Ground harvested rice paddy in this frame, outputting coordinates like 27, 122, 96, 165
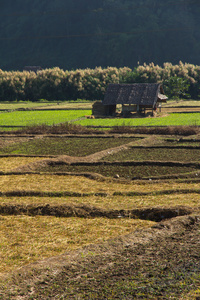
0, 125, 199, 299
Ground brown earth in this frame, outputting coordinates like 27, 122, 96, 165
0, 214, 199, 299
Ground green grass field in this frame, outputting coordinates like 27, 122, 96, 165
0, 110, 200, 129
0, 100, 200, 130
0, 110, 90, 128
75, 113, 200, 126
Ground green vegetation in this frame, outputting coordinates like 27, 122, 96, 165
0, 110, 90, 127
0, 105, 200, 131
1, 63, 200, 101
75, 113, 200, 126
164, 76, 190, 99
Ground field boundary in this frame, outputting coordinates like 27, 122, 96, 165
0, 204, 196, 222
0, 189, 200, 197
1, 170, 200, 181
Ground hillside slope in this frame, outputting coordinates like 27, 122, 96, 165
1, 0, 200, 70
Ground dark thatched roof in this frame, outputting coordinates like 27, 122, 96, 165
103, 83, 167, 107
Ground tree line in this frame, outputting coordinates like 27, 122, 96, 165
0, 62, 199, 101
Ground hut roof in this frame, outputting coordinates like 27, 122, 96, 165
103, 83, 167, 107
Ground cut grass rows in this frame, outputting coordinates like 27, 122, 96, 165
0, 173, 199, 274
0, 188, 198, 274
1, 193, 199, 210
1, 174, 200, 194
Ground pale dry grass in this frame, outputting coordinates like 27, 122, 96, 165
0, 216, 154, 274
40, 102, 93, 109
0, 174, 198, 275
0, 193, 199, 210
0, 174, 200, 194
0, 157, 45, 172
163, 100, 200, 107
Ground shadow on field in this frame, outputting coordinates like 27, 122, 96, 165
0, 204, 197, 222
2, 123, 200, 136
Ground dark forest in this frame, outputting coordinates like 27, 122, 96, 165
1, 0, 200, 71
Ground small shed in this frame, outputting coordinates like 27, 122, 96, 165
102, 83, 167, 116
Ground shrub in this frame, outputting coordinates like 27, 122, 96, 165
163, 76, 190, 99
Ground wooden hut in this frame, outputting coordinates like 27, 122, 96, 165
102, 83, 167, 116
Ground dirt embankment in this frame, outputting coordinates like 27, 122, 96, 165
0, 204, 197, 222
